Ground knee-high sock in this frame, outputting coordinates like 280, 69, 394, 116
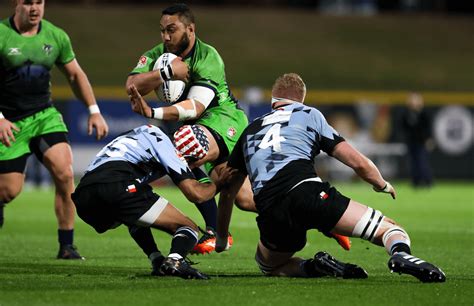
191, 168, 217, 230
128, 225, 160, 257
169, 226, 198, 259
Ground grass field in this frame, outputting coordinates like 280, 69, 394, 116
0, 182, 473, 306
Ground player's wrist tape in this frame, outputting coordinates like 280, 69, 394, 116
374, 181, 392, 193
0, 112, 4, 119
173, 99, 197, 121
159, 64, 173, 82
151, 107, 164, 120
88, 105, 101, 114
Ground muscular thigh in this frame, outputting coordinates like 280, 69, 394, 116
42, 142, 73, 175
332, 200, 368, 236
149, 202, 198, 234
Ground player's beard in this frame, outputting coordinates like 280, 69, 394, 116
166, 32, 190, 57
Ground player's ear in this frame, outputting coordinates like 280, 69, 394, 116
188, 23, 195, 34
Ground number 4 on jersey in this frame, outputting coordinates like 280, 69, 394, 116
258, 124, 286, 152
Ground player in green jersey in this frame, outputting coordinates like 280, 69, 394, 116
0, 0, 109, 259
125, 3, 254, 258
126, 3, 253, 207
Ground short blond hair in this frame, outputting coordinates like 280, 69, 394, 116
271, 73, 306, 102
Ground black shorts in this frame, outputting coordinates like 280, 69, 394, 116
0, 132, 69, 173
71, 179, 159, 234
257, 180, 350, 252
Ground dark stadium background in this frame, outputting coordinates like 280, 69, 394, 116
1, 1, 472, 180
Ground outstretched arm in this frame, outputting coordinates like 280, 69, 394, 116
58, 59, 109, 140
216, 170, 246, 252
331, 141, 396, 199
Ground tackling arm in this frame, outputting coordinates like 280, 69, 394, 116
177, 179, 218, 204
215, 170, 246, 252
331, 141, 396, 199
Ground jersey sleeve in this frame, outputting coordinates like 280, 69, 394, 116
227, 130, 248, 175
129, 46, 162, 75
312, 109, 345, 155
191, 47, 225, 94
56, 29, 75, 65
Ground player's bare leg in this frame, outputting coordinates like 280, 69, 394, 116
42, 142, 82, 259
144, 200, 209, 279
332, 200, 446, 282
255, 241, 366, 278
0, 172, 25, 228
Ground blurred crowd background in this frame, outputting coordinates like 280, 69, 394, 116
2, 0, 472, 185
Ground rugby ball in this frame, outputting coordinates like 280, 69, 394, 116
153, 53, 186, 104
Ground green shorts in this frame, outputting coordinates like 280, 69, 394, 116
0, 107, 68, 161
196, 105, 248, 173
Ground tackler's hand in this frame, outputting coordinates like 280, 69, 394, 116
373, 181, 396, 200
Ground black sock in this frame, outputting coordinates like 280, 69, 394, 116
192, 168, 217, 230
391, 242, 412, 255
0, 201, 4, 228
128, 225, 159, 257
169, 226, 198, 258
58, 229, 74, 246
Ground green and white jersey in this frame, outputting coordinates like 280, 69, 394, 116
130, 37, 241, 113
0, 17, 75, 121
130, 38, 248, 164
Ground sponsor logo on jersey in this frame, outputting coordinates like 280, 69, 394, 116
43, 44, 53, 55
8, 48, 21, 55
227, 127, 236, 138
135, 56, 148, 69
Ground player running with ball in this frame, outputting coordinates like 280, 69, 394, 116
126, 3, 350, 254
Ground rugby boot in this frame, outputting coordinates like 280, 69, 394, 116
57, 244, 85, 260
388, 252, 446, 283
312, 251, 368, 279
150, 254, 166, 276
160, 257, 209, 280
191, 227, 233, 255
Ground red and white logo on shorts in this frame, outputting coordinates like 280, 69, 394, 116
320, 191, 329, 200
227, 127, 236, 138
127, 184, 137, 193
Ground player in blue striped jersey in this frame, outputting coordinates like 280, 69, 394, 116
215, 73, 445, 282
72, 124, 229, 279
